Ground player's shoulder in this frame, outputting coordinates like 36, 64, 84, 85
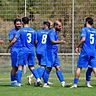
8, 28, 16, 35
37, 29, 49, 34
91, 27, 96, 31
50, 28, 55, 32
9, 28, 16, 33
48, 28, 56, 35
28, 27, 36, 33
37, 29, 43, 33
21, 27, 35, 33
81, 27, 91, 33
81, 27, 87, 31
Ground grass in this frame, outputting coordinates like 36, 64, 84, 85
0, 71, 96, 96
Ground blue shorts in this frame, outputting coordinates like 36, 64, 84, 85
88, 56, 96, 68
77, 52, 96, 68
36, 53, 46, 66
46, 51, 60, 67
18, 47, 35, 66
10, 47, 20, 67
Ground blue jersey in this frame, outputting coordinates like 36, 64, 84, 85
47, 28, 58, 53
80, 27, 96, 57
36, 29, 49, 54
46, 28, 60, 67
8, 28, 22, 49
16, 27, 36, 51
8, 28, 22, 67
16, 27, 36, 66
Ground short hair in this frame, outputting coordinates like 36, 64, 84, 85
14, 18, 21, 24
85, 17, 93, 25
43, 21, 50, 28
22, 17, 29, 24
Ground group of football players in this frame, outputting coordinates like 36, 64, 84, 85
7, 16, 96, 88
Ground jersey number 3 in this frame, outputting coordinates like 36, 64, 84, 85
90, 34, 94, 44
27, 33, 31, 43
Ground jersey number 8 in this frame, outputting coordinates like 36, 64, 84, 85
41, 34, 47, 44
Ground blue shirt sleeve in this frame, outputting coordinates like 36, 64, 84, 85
80, 28, 86, 38
15, 30, 21, 39
8, 29, 15, 41
8, 32, 13, 41
49, 30, 55, 41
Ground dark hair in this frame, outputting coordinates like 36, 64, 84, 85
43, 21, 50, 28
22, 17, 29, 24
85, 17, 93, 25
14, 18, 21, 24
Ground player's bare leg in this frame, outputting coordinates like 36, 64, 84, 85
27, 74, 33, 85
28, 66, 42, 87
71, 67, 81, 88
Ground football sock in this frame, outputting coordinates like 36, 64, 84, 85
56, 70, 64, 82
31, 69, 40, 79
11, 73, 15, 81
74, 77, 79, 84
86, 68, 92, 81
37, 67, 45, 78
43, 69, 50, 83
16, 70, 22, 83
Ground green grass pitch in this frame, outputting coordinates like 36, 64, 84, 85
0, 70, 96, 96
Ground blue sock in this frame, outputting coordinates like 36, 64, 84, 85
56, 70, 64, 82
16, 70, 22, 83
86, 68, 92, 81
31, 69, 40, 79
11, 73, 15, 81
14, 75, 17, 81
43, 69, 50, 83
37, 67, 45, 78
74, 77, 79, 84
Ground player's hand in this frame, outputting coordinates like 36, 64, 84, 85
60, 40, 66, 44
75, 47, 79, 53
0, 40, 4, 44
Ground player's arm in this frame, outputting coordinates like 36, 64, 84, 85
75, 37, 85, 53
51, 39, 65, 44
9, 30, 20, 47
6, 36, 17, 52
34, 40, 38, 47
7, 31, 15, 51
34, 30, 38, 47
75, 28, 86, 53
49, 31, 65, 44
0, 40, 4, 44
9, 36, 17, 47
7, 30, 20, 52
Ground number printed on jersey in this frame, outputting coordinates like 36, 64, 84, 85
27, 33, 32, 43
90, 34, 94, 44
41, 34, 47, 44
